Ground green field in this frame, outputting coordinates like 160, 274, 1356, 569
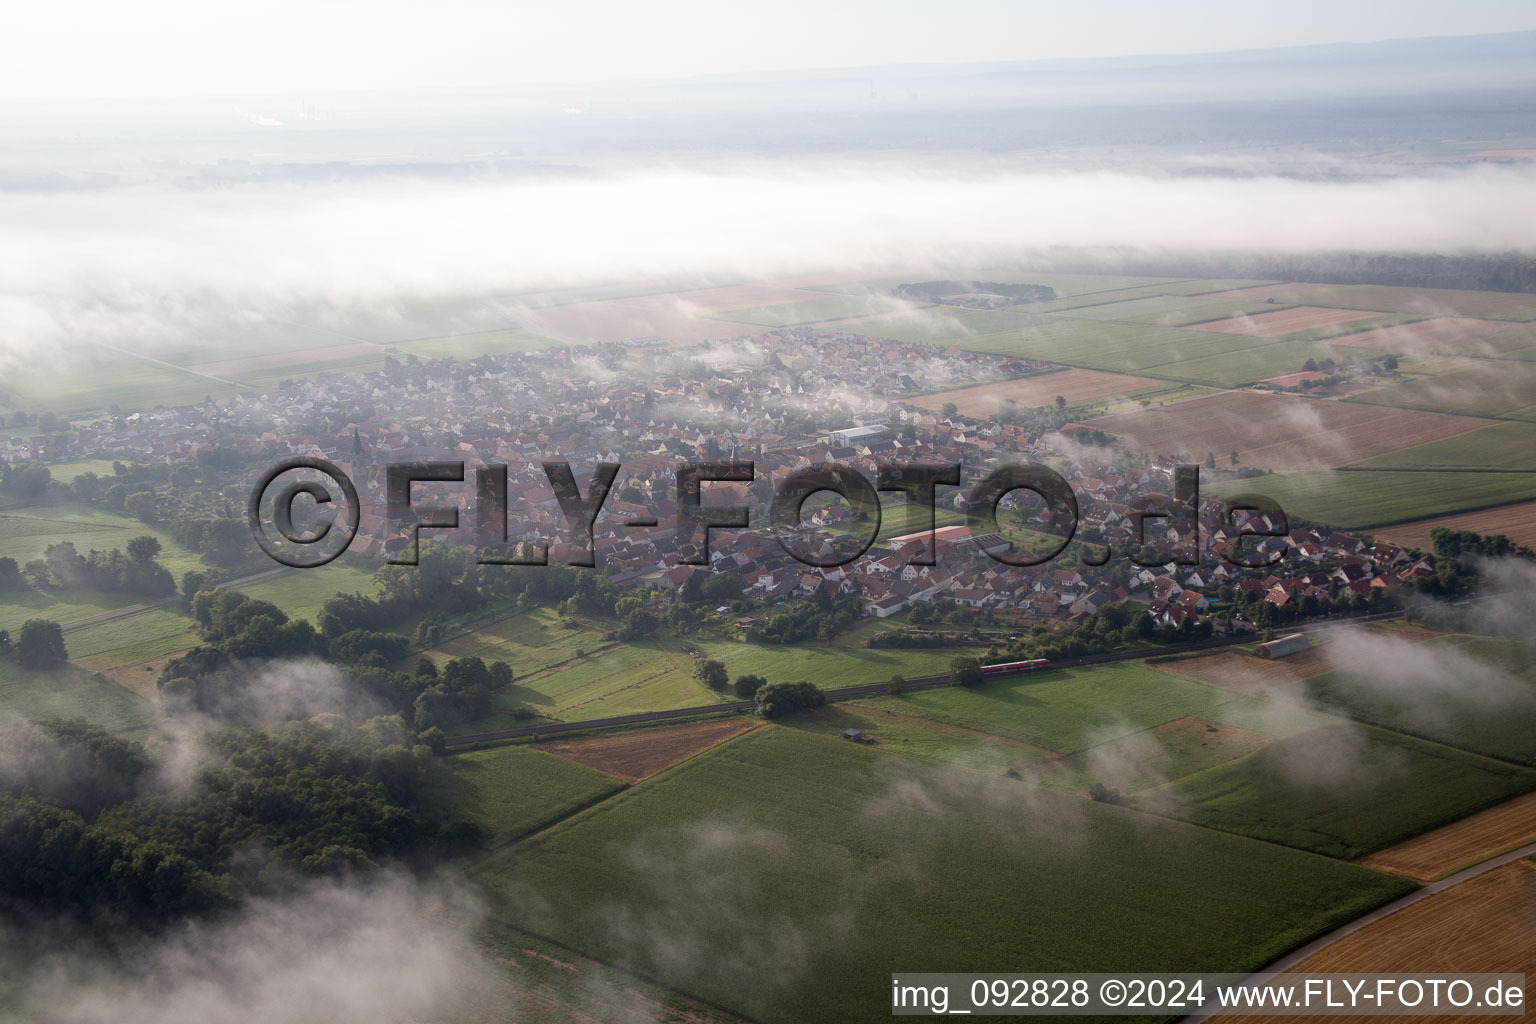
422, 606, 992, 735
230, 564, 379, 624
415, 608, 718, 731
0, 503, 208, 578
713, 294, 892, 327
0, 656, 154, 730
954, 319, 1265, 372
444, 743, 626, 848
1345, 420, 1536, 471
1140, 338, 1392, 388
783, 701, 1057, 773
0, 504, 210, 631
1306, 635, 1536, 765
1286, 284, 1536, 321
1147, 724, 1536, 859
1348, 358, 1536, 420
144, 321, 345, 366
832, 306, 1058, 345
390, 329, 564, 360
44, 460, 121, 484
850, 663, 1237, 753
1125, 298, 1301, 327
1028, 711, 1282, 795
689, 620, 965, 690
2, 346, 236, 414
1052, 293, 1221, 321
66, 608, 199, 672
1205, 469, 1536, 529
1151, 279, 1278, 296
229, 353, 393, 392
474, 726, 1413, 1024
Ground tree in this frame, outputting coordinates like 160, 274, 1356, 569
620, 606, 658, 639
1383, 354, 1399, 371
755, 680, 826, 719
126, 535, 162, 562
886, 674, 907, 696
124, 491, 157, 523
948, 656, 983, 688
1054, 395, 1066, 409
1230, 451, 1239, 467
181, 570, 210, 602
0, 556, 19, 590
201, 518, 248, 565
1087, 783, 1124, 804
0, 463, 51, 504
695, 658, 728, 692
1204, 451, 1216, 470
1302, 358, 1319, 372
940, 402, 958, 418
733, 673, 767, 699
16, 619, 67, 669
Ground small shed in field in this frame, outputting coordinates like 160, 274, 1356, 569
841, 728, 863, 741
1257, 633, 1311, 659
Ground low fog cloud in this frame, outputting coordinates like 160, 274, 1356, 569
4, 165, 1536, 365
9, 871, 496, 1024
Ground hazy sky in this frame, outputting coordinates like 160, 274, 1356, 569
5, 0, 1536, 102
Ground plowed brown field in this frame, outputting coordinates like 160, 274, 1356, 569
1332, 317, 1525, 354
1373, 501, 1536, 553
542, 717, 759, 782
1093, 390, 1493, 470
1217, 859, 1536, 1024
1154, 650, 1331, 695
1359, 791, 1536, 882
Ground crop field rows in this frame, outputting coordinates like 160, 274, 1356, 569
471, 726, 1414, 1024
1205, 469, 1536, 529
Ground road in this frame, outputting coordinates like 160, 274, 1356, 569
445, 609, 1405, 747
1178, 838, 1536, 1023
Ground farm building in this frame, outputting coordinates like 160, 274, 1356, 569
841, 728, 863, 741
1257, 633, 1311, 659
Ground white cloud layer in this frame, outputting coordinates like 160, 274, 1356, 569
3, 165, 1535, 364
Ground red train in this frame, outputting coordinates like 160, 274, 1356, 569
979, 658, 1052, 676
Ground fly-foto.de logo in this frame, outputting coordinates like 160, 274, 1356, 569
248, 457, 1290, 571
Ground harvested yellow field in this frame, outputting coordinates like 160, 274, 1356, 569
1359, 791, 1536, 882
1218, 860, 1536, 1024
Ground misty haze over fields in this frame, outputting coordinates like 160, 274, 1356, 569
2, 31, 1535, 366
5, 19, 1536, 1024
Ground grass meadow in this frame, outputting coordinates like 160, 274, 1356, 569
0, 656, 153, 731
